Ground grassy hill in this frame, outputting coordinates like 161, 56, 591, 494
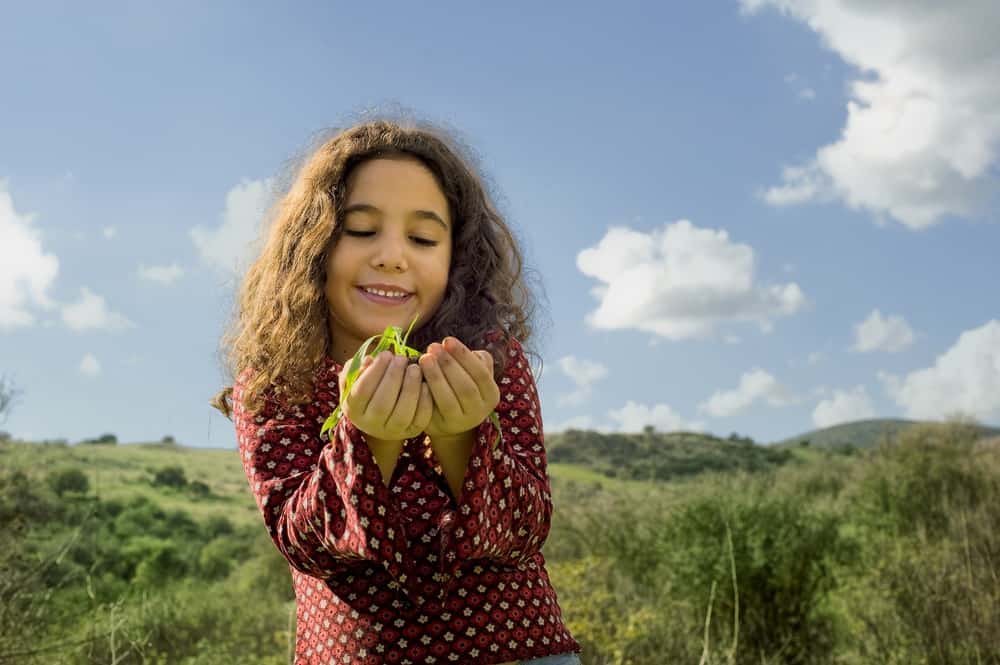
0, 438, 263, 528
2, 418, 999, 664
771, 417, 1000, 450
544, 427, 791, 481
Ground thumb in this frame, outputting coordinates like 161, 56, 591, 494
340, 355, 371, 393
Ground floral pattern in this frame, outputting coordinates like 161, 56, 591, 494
233, 337, 580, 664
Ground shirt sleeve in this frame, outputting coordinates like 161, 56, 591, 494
232, 368, 423, 601
437, 337, 553, 580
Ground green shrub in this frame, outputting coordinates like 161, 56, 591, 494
81, 433, 117, 445
852, 421, 988, 538
47, 468, 90, 497
661, 488, 852, 665
152, 465, 187, 488
188, 480, 211, 498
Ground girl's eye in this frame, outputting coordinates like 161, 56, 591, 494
344, 230, 438, 247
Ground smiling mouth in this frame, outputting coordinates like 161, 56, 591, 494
356, 286, 414, 306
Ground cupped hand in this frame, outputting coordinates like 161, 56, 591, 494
338, 351, 433, 442
418, 337, 500, 441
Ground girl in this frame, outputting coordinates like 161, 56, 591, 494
211, 118, 582, 665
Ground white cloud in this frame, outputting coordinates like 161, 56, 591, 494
556, 355, 608, 406
576, 220, 806, 341
878, 319, 1000, 422
784, 71, 817, 101
852, 309, 916, 353
698, 368, 797, 418
607, 400, 708, 434
549, 415, 598, 433
79, 353, 101, 376
813, 385, 876, 428
744, 0, 1000, 229
61, 287, 135, 332
0, 182, 59, 330
190, 178, 274, 275
137, 263, 184, 285
103, 226, 117, 239
762, 164, 828, 206
807, 351, 824, 365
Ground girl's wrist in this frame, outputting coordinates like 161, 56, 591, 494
365, 434, 406, 448
425, 427, 474, 444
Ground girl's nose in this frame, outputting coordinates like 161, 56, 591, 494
370, 236, 407, 271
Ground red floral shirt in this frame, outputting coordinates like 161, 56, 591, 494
233, 337, 581, 664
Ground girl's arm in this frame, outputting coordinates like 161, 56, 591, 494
435, 337, 554, 581
232, 370, 421, 602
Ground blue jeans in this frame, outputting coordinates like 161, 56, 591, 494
519, 654, 582, 665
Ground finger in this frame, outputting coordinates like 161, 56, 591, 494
341, 354, 375, 395
475, 349, 493, 372
386, 362, 422, 431
342, 352, 387, 409
367, 354, 408, 425
438, 339, 486, 408
413, 381, 433, 431
444, 338, 495, 392
476, 350, 501, 407
419, 345, 462, 417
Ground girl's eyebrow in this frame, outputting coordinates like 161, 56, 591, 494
342, 202, 449, 231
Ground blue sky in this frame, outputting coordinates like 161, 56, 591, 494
2, 1, 998, 448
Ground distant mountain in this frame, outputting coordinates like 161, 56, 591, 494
545, 428, 790, 482
771, 418, 1000, 450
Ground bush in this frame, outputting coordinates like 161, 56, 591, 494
204, 515, 234, 537
133, 541, 188, 588
845, 420, 1000, 662
188, 480, 211, 498
661, 488, 853, 665
198, 537, 241, 580
152, 465, 187, 488
82, 433, 117, 445
852, 420, 988, 538
47, 468, 90, 497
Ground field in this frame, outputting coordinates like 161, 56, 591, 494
2, 418, 998, 664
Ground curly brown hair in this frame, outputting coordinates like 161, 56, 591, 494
211, 114, 547, 418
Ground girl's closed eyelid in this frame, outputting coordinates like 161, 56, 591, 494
343, 229, 438, 246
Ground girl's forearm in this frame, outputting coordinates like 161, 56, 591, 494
364, 436, 406, 486
429, 429, 476, 502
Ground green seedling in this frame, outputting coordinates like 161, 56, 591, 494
321, 314, 502, 449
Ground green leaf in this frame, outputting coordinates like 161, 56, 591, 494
489, 411, 502, 450
402, 313, 420, 348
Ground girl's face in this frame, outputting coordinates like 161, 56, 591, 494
325, 156, 452, 364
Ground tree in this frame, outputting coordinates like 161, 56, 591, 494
47, 469, 90, 497
81, 433, 118, 445
0, 373, 21, 425
152, 465, 187, 488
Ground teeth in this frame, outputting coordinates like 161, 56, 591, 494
363, 287, 408, 298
